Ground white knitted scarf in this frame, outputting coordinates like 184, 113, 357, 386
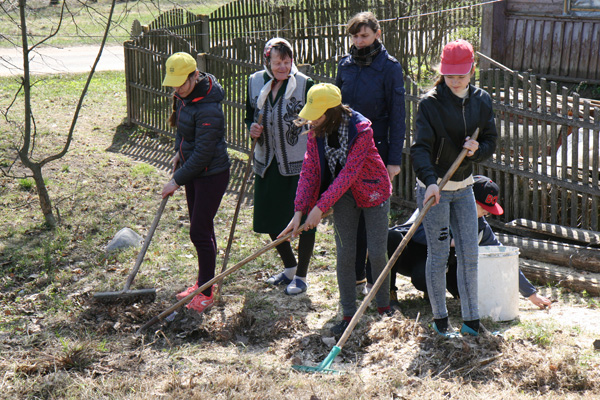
256, 37, 298, 110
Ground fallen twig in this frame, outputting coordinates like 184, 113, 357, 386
453, 352, 504, 374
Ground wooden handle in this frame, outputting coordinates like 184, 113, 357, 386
123, 196, 169, 291
138, 219, 312, 333
335, 128, 480, 349
218, 138, 257, 276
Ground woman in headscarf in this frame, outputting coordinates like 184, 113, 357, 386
245, 38, 315, 296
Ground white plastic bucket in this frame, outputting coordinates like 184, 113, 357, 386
477, 246, 520, 321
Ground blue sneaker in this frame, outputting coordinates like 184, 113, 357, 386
432, 322, 459, 338
265, 272, 292, 286
285, 278, 307, 295
460, 323, 480, 336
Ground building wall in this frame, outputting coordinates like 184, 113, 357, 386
481, 0, 600, 82
506, 0, 564, 15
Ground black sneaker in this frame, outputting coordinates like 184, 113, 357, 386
380, 308, 394, 317
330, 319, 350, 336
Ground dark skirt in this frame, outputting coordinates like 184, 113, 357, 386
253, 162, 299, 234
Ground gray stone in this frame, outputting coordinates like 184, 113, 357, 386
106, 227, 143, 253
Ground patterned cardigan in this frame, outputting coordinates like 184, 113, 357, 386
246, 71, 313, 177
294, 111, 391, 215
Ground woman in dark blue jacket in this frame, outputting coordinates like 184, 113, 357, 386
161, 52, 230, 314
335, 12, 407, 292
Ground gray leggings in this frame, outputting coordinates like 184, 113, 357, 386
333, 192, 390, 317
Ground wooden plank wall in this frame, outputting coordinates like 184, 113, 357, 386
506, 0, 564, 14
503, 15, 600, 81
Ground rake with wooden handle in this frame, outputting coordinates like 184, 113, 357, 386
214, 112, 262, 297
137, 219, 312, 334
93, 196, 169, 303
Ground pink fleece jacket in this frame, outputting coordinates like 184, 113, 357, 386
294, 115, 392, 215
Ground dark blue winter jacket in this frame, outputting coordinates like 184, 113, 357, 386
335, 45, 406, 166
172, 73, 230, 186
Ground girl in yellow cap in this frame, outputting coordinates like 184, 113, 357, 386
161, 52, 230, 314
280, 83, 392, 335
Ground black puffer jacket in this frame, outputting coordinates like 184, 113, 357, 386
172, 73, 230, 186
410, 81, 497, 187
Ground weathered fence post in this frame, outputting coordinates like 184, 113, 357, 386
124, 40, 132, 125
200, 15, 210, 53
279, 6, 290, 38
197, 53, 208, 73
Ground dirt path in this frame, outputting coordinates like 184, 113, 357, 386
0, 45, 124, 76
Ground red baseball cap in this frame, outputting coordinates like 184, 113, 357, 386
440, 39, 474, 76
473, 175, 504, 215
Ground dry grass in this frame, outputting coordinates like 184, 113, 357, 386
1, 71, 600, 399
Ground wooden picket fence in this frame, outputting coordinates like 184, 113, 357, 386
477, 69, 600, 230
122, 1, 600, 230
124, 9, 208, 133
124, 0, 481, 137
208, 0, 482, 82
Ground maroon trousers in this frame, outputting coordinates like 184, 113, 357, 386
185, 169, 229, 296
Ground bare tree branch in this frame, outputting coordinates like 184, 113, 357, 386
39, 0, 118, 167
29, 1, 66, 52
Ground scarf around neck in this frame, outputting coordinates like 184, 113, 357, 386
324, 113, 350, 178
256, 38, 298, 110
349, 39, 382, 67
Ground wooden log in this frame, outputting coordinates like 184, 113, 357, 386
505, 218, 600, 247
497, 233, 600, 273
519, 259, 600, 296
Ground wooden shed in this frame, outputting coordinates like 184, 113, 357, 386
480, 0, 600, 84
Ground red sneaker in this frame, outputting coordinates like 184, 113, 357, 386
176, 283, 198, 300
186, 289, 214, 314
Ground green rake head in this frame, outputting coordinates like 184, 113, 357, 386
291, 346, 344, 374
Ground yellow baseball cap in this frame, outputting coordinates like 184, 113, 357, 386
162, 52, 197, 87
298, 83, 342, 121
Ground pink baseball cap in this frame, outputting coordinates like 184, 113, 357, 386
440, 39, 474, 75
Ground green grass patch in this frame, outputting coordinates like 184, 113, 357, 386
18, 178, 35, 191
520, 320, 557, 347
130, 162, 155, 178
1, 0, 227, 48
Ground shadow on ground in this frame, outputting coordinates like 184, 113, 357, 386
107, 122, 254, 200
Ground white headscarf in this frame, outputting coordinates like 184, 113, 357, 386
256, 37, 299, 110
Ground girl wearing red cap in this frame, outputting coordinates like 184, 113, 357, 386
410, 40, 498, 336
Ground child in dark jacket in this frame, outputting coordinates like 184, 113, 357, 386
279, 83, 392, 335
161, 52, 230, 314
410, 40, 498, 337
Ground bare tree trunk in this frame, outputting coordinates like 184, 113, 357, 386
31, 165, 57, 228
10, 0, 117, 229
17, 0, 57, 228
